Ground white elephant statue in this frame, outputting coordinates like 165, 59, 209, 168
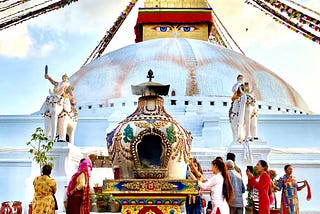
43, 91, 78, 144
229, 82, 258, 143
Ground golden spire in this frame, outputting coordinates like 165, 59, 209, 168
144, 0, 209, 8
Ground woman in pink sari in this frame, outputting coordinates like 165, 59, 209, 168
66, 158, 93, 214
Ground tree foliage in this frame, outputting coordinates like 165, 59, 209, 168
26, 127, 54, 168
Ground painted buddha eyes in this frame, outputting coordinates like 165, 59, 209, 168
153, 25, 197, 32
156, 26, 171, 32
181, 26, 193, 32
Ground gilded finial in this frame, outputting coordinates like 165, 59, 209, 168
147, 69, 154, 82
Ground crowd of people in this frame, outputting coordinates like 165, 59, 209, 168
185, 152, 308, 214
32, 148, 308, 214
30, 153, 309, 214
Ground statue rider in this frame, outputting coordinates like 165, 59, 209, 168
229, 74, 244, 120
231, 74, 244, 102
44, 68, 76, 107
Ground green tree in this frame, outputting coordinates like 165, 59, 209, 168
26, 127, 54, 170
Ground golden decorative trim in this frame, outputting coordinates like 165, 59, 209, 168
121, 205, 181, 214
122, 180, 177, 191
103, 179, 198, 195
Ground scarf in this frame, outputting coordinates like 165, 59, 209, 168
66, 158, 92, 214
67, 158, 92, 195
305, 181, 312, 201
67, 158, 92, 213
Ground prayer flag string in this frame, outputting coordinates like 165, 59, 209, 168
283, 0, 320, 17
0, 0, 33, 12
259, 0, 320, 31
246, 0, 320, 44
81, 0, 138, 67
0, 0, 78, 31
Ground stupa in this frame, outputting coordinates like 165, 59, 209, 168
0, 0, 319, 212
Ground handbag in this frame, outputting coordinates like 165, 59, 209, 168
53, 194, 58, 210
201, 197, 206, 208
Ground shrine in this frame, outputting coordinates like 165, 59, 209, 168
104, 70, 198, 214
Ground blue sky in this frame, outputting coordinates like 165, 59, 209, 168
0, 0, 319, 115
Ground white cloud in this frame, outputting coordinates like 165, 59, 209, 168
38, 42, 55, 57
0, 0, 144, 59
27, 0, 131, 35
0, 25, 32, 57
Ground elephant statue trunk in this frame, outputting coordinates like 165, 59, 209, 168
50, 108, 59, 141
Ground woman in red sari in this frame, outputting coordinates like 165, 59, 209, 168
66, 158, 93, 214
246, 160, 271, 214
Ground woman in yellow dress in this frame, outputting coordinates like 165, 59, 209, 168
32, 164, 57, 214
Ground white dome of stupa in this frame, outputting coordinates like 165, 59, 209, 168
70, 38, 309, 114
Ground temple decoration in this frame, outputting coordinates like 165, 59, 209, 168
134, 0, 213, 42
0, 0, 79, 31
105, 69, 198, 213
246, 0, 320, 44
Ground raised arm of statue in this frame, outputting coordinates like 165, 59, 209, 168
45, 73, 58, 87
44, 70, 71, 96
